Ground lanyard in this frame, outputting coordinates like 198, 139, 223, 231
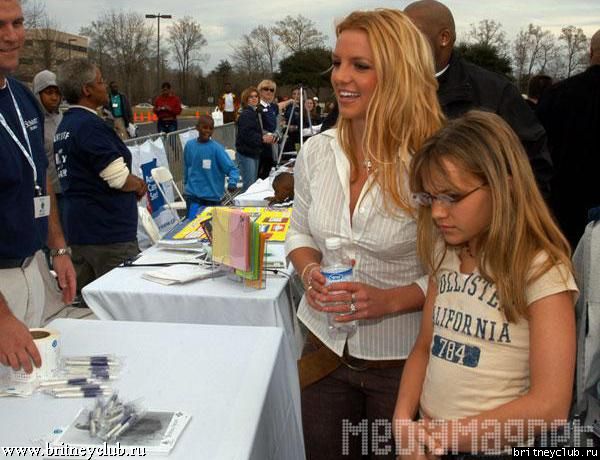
0, 80, 40, 195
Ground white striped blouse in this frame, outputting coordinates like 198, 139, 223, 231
285, 129, 427, 360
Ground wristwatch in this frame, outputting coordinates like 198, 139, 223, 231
49, 247, 72, 257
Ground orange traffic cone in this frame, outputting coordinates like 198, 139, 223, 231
152, 113, 158, 122
133, 112, 138, 122
195, 111, 200, 118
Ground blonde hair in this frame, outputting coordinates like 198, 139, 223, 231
335, 8, 444, 212
258, 79, 276, 92
410, 110, 573, 322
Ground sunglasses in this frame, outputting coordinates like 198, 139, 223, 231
261, 88, 275, 92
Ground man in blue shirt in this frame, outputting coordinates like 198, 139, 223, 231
183, 115, 239, 208
55, 59, 147, 293
0, 0, 76, 373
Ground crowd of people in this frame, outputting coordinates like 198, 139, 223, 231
1, 0, 600, 457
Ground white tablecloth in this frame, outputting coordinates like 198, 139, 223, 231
0, 319, 305, 459
82, 247, 303, 360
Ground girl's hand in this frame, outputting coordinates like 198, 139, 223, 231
314, 281, 395, 321
421, 418, 449, 457
395, 420, 440, 460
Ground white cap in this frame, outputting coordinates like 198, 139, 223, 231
325, 237, 341, 250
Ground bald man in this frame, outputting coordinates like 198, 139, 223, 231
405, 0, 553, 199
536, 29, 600, 248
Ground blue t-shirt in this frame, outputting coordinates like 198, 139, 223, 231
54, 107, 137, 245
0, 77, 48, 259
183, 139, 239, 202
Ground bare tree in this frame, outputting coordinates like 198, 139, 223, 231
231, 34, 267, 77
512, 24, 558, 89
250, 26, 280, 75
273, 15, 327, 54
81, 11, 154, 102
168, 16, 208, 97
467, 19, 509, 56
559, 26, 588, 77
21, 0, 46, 29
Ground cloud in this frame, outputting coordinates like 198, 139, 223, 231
44, 0, 600, 71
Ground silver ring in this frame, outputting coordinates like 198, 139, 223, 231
307, 285, 313, 292
349, 302, 357, 313
351, 292, 356, 303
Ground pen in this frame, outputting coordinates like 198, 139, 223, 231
51, 384, 109, 393
52, 389, 112, 398
39, 377, 96, 387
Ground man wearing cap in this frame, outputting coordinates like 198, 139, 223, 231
0, 0, 76, 373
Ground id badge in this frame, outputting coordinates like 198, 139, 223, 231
34, 195, 51, 218
202, 159, 211, 169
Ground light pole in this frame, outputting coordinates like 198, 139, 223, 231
145, 13, 172, 90
68, 38, 76, 60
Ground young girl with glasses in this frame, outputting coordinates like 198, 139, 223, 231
394, 110, 578, 457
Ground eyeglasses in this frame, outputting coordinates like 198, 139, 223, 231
261, 88, 275, 92
412, 185, 485, 207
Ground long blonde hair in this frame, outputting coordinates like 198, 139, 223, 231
335, 8, 444, 212
410, 110, 573, 322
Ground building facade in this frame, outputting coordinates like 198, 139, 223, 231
16, 29, 88, 83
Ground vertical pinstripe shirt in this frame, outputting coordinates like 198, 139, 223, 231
285, 129, 427, 359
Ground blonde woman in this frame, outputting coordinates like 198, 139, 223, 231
256, 79, 280, 178
394, 111, 577, 457
284, 9, 444, 459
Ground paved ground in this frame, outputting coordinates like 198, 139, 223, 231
135, 117, 198, 137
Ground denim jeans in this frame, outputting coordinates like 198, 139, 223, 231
237, 153, 259, 192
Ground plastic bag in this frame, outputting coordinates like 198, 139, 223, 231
127, 123, 137, 138
212, 107, 224, 127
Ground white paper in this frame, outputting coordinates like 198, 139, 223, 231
142, 264, 224, 285
54, 409, 192, 455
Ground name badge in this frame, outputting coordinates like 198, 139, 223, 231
34, 195, 51, 218
202, 159, 211, 169
112, 103, 118, 108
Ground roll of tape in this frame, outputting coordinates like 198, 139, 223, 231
10, 328, 61, 383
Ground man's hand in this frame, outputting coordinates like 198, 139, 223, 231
136, 178, 148, 200
0, 312, 41, 374
52, 255, 76, 305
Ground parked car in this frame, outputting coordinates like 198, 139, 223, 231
135, 102, 153, 108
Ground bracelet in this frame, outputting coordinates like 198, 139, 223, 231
300, 262, 320, 287
49, 247, 72, 257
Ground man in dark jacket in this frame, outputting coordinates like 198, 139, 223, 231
105, 81, 133, 140
405, 0, 553, 199
536, 29, 600, 248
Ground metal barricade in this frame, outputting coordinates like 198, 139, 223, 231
125, 122, 238, 191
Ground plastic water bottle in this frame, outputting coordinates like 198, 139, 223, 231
321, 237, 357, 338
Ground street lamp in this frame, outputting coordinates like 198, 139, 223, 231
68, 38, 76, 60
145, 13, 172, 90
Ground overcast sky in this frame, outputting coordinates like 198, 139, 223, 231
43, 0, 600, 71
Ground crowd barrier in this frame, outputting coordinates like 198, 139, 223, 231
125, 122, 237, 188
